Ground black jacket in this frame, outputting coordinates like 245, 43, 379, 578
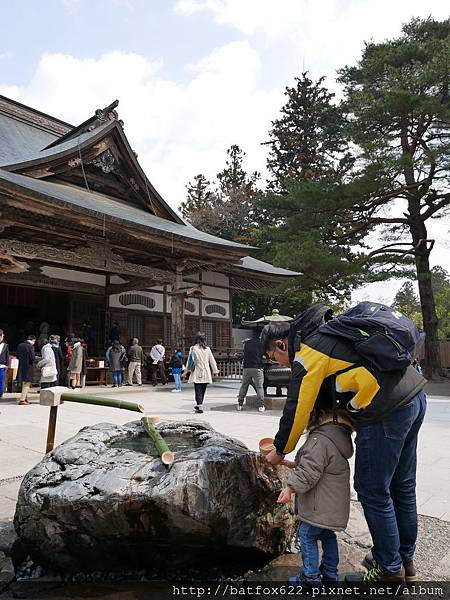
51, 345, 64, 378
274, 330, 426, 455
242, 337, 264, 369
17, 341, 36, 382
0, 342, 9, 367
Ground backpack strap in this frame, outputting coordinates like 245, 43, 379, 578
330, 362, 363, 424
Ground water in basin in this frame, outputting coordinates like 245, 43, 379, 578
108, 433, 202, 456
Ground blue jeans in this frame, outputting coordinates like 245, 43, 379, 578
0, 368, 5, 396
298, 522, 339, 582
113, 370, 122, 386
354, 390, 426, 574
173, 372, 182, 390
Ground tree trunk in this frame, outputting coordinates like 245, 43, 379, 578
414, 241, 442, 379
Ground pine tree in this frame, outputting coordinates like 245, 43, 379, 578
180, 146, 261, 244
393, 281, 422, 323
265, 72, 351, 191
257, 74, 370, 306
334, 17, 450, 376
180, 174, 212, 219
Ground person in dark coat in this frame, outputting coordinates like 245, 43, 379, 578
109, 322, 121, 343
0, 329, 9, 398
49, 335, 64, 385
106, 340, 126, 387
17, 335, 36, 405
82, 322, 95, 356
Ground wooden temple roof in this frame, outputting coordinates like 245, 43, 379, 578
0, 169, 252, 252
0, 95, 300, 284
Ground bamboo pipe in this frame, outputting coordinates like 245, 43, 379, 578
61, 393, 144, 414
141, 416, 174, 466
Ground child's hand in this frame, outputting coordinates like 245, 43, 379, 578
280, 459, 296, 469
277, 487, 294, 504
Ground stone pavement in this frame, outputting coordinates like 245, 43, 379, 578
0, 380, 449, 525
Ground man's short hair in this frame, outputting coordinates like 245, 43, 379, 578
27, 334, 37, 341
260, 322, 291, 352
133, 338, 139, 345
157, 339, 163, 344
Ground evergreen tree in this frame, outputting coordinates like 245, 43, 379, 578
257, 74, 373, 306
180, 146, 261, 244
430, 267, 450, 340
393, 281, 422, 323
393, 268, 450, 341
265, 72, 351, 191
334, 17, 450, 377
180, 174, 212, 228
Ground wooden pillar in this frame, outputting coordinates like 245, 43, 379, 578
104, 274, 111, 349
46, 406, 58, 453
171, 267, 185, 349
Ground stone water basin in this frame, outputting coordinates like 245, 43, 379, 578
14, 420, 296, 574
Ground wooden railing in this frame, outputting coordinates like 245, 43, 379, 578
215, 356, 243, 380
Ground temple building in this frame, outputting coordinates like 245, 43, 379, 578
0, 96, 298, 353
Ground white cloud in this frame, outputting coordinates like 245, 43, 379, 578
174, 0, 450, 84
0, 44, 282, 210
0, 51, 13, 60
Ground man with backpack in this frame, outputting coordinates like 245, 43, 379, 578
262, 303, 426, 586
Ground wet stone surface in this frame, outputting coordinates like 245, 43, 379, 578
14, 420, 296, 575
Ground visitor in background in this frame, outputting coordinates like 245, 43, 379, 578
127, 338, 144, 386
106, 340, 126, 387
80, 340, 89, 388
183, 333, 219, 413
67, 339, 83, 388
82, 321, 95, 356
49, 335, 64, 385
110, 321, 121, 343
38, 339, 58, 390
169, 346, 184, 393
237, 330, 265, 412
150, 339, 167, 386
37, 321, 50, 351
0, 329, 9, 399
16, 335, 36, 405
63, 334, 74, 387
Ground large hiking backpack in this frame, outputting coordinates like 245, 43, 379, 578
319, 301, 425, 372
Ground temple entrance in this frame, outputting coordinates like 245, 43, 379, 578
0, 284, 104, 354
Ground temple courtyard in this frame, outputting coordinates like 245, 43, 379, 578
1, 380, 450, 521
1, 379, 449, 589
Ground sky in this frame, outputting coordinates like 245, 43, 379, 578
1, 0, 449, 303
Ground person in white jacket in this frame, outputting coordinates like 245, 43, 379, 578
184, 333, 219, 413
38, 339, 58, 389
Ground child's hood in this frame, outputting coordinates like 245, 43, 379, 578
313, 423, 354, 459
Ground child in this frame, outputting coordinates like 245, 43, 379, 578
277, 409, 354, 586
169, 347, 184, 393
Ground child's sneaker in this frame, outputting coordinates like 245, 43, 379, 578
237, 404, 243, 411
258, 406, 266, 412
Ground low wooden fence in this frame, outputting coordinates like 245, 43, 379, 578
215, 356, 243, 380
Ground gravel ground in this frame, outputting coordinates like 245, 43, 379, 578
0, 512, 448, 599
415, 514, 450, 579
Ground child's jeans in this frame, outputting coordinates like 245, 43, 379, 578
298, 522, 339, 583
173, 372, 182, 391
113, 370, 122, 386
